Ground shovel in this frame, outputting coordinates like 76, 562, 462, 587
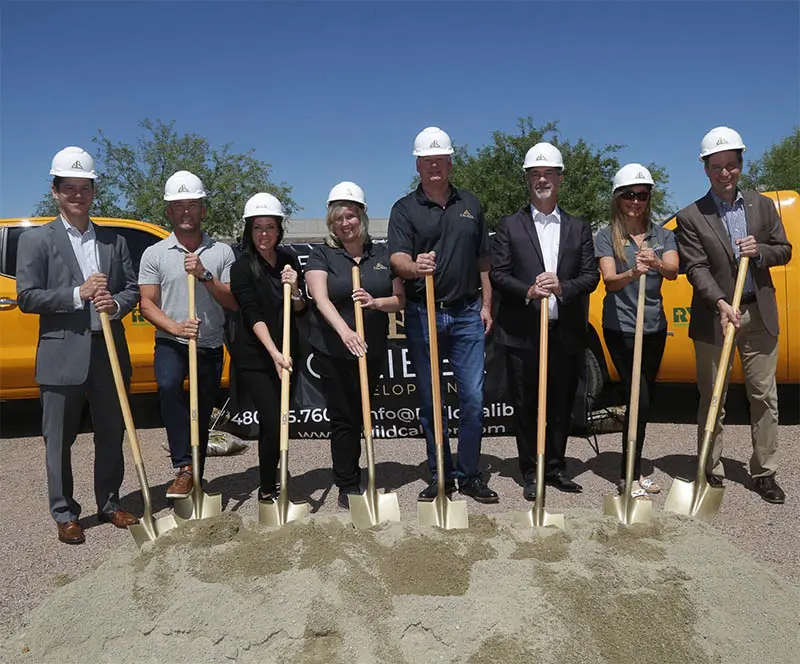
514, 298, 565, 530
418, 275, 469, 530
347, 266, 401, 529
173, 274, 223, 520
603, 262, 653, 525
665, 256, 750, 521
259, 283, 308, 526
99, 311, 179, 546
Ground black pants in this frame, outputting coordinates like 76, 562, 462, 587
504, 327, 582, 480
604, 328, 667, 479
315, 351, 382, 491
237, 367, 282, 493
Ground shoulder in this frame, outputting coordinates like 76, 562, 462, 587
595, 225, 611, 242
389, 192, 416, 217
743, 190, 776, 211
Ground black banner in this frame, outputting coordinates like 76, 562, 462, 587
224, 243, 590, 440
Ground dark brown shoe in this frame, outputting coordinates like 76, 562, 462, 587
57, 521, 85, 545
166, 465, 193, 499
753, 475, 785, 504
99, 509, 140, 529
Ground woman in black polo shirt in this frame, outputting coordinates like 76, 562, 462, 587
594, 164, 679, 498
229, 193, 307, 502
305, 182, 405, 509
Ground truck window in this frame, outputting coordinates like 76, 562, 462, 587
2, 227, 33, 278
113, 227, 161, 274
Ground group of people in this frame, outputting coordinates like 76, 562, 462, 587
17, 123, 791, 545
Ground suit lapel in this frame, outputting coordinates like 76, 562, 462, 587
698, 193, 736, 266
50, 217, 85, 285
556, 211, 573, 272
519, 207, 545, 268
95, 226, 113, 275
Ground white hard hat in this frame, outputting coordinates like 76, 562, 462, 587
613, 163, 655, 193
326, 181, 367, 211
243, 192, 284, 220
523, 142, 565, 171
699, 126, 747, 161
412, 126, 454, 157
50, 146, 97, 180
164, 170, 206, 201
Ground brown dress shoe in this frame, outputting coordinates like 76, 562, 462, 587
57, 521, 85, 545
166, 465, 194, 499
99, 509, 140, 529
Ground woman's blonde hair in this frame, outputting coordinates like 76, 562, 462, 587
609, 187, 653, 265
325, 202, 370, 248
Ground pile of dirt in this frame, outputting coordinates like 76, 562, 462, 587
3, 510, 798, 663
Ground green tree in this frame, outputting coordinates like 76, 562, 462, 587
416, 118, 671, 230
35, 119, 296, 237
740, 128, 799, 193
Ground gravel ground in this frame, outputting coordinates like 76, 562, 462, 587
0, 397, 798, 652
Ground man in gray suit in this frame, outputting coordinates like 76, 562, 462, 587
17, 146, 140, 544
676, 127, 792, 504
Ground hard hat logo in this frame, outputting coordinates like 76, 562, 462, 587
177, 184, 189, 193
536, 153, 546, 161
716, 137, 728, 146
636, 171, 645, 179
71, 160, 84, 170
430, 140, 441, 148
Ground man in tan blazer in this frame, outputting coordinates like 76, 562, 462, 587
676, 126, 792, 504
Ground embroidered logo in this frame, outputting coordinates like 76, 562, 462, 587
177, 184, 189, 193
374, 262, 388, 270
71, 160, 84, 170
430, 140, 440, 148
460, 209, 475, 219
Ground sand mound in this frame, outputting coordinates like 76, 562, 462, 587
4, 510, 798, 663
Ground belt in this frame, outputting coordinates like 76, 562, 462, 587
740, 293, 757, 305
434, 293, 479, 310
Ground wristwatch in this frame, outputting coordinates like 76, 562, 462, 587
199, 269, 213, 283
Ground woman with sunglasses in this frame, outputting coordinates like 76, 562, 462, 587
594, 164, 679, 498
304, 182, 405, 510
229, 193, 306, 502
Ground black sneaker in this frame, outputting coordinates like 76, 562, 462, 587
459, 477, 499, 504
418, 479, 456, 502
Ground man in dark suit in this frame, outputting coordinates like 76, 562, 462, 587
490, 142, 599, 497
676, 126, 792, 504
17, 146, 140, 544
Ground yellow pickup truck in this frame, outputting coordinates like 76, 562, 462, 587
584, 190, 799, 403
0, 217, 230, 400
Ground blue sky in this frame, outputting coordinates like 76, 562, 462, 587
2, 1, 798, 221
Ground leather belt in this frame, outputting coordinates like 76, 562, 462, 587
434, 293, 479, 310
740, 293, 757, 305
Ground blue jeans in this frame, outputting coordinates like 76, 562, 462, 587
404, 298, 485, 483
154, 339, 223, 472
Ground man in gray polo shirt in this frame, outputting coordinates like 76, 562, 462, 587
139, 170, 237, 498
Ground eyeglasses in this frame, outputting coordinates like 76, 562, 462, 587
618, 190, 650, 202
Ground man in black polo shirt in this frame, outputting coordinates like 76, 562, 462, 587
388, 126, 498, 504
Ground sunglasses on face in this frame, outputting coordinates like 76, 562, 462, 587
619, 190, 650, 202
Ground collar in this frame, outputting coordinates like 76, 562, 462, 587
333, 238, 374, 261
710, 189, 744, 212
167, 231, 213, 253
60, 215, 95, 237
530, 204, 562, 224
414, 184, 460, 207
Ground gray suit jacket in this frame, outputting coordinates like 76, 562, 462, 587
16, 217, 139, 385
676, 190, 792, 345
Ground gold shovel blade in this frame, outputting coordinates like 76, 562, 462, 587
259, 496, 308, 527
513, 508, 565, 530
417, 495, 469, 530
664, 478, 724, 521
349, 490, 401, 530
172, 490, 222, 521
129, 513, 180, 548
603, 493, 653, 525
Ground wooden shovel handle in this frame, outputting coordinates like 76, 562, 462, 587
536, 299, 549, 456
703, 256, 750, 434
352, 266, 373, 435
279, 282, 292, 452
99, 312, 143, 466
187, 274, 199, 449
425, 275, 444, 446
627, 241, 649, 445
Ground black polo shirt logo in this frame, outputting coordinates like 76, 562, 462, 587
460, 209, 475, 219
374, 262, 388, 270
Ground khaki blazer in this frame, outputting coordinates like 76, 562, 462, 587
675, 190, 792, 345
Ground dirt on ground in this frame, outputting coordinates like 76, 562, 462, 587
3, 508, 798, 664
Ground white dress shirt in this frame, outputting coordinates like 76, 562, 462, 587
63, 216, 100, 311
531, 204, 561, 319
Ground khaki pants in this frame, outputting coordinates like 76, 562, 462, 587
694, 303, 779, 479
